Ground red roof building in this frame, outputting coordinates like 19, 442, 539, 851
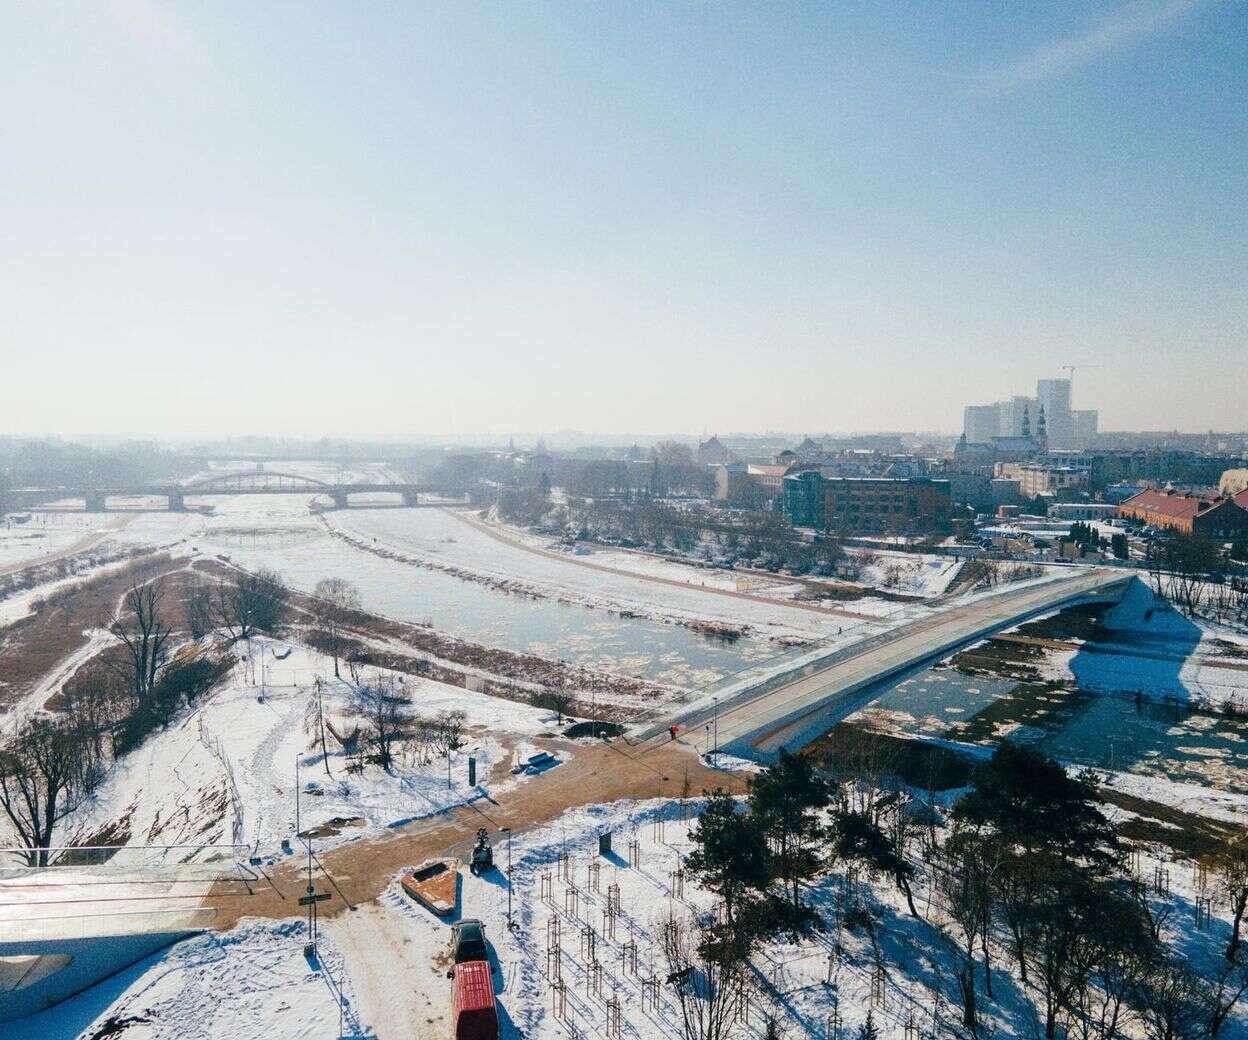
1119, 488, 1248, 539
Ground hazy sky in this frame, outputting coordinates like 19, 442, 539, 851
3, 2, 1245, 438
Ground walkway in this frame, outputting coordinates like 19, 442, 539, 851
686, 568, 1132, 757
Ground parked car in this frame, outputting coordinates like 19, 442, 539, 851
450, 919, 490, 965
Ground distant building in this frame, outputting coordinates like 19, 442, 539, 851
964, 376, 1098, 448
945, 471, 993, 511
1119, 489, 1248, 538
1049, 502, 1120, 521
1219, 468, 1248, 497
747, 462, 791, 496
696, 435, 738, 466
712, 462, 751, 502
782, 474, 951, 534
996, 461, 1087, 499
991, 477, 1022, 508
962, 405, 1000, 445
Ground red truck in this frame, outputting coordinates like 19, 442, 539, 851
450, 959, 498, 1040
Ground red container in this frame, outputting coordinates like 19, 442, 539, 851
451, 960, 498, 1040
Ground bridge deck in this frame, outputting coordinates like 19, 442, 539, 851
680, 568, 1131, 759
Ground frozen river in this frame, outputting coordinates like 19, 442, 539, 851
849, 660, 1248, 794
173, 496, 805, 689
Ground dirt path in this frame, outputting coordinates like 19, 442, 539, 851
450, 511, 883, 622
0, 551, 190, 714
206, 736, 741, 931
0, 513, 137, 579
324, 903, 444, 1040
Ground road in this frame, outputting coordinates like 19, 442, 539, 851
673, 567, 1132, 759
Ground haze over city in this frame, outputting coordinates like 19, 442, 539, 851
4, 2, 1246, 437
4, 7, 1248, 1040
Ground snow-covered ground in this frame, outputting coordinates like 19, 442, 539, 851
55, 639, 555, 861
43, 793, 1234, 1040
7, 918, 362, 1040
1068, 579, 1248, 713
0, 513, 115, 569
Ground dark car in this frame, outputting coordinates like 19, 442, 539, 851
451, 919, 489, 965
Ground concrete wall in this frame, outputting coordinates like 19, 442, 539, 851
0, 931, 193, 1021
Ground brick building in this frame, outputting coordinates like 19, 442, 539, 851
1119, 489, 1248, 539
783, 473, 951, 534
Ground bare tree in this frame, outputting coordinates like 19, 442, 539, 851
108, 579, 173, 700
938, 836, 994, 1034
1207, 833, 1248, 962
311, 577, 360, 678
184, 577, 215, 640
534, 688, 575, 724
352, 677, 407, 772
1137, 958, 1207, 1040
309, 677, 334, 780
212, 568, 288, 640
0, 719, 93, 866
656, 907, 747, 1040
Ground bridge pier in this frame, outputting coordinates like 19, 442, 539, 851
401, 489, 419, 507
167, 492, 185, 512
85, 492, 106, 512
332, 491, 350, 509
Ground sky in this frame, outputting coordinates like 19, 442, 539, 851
2, 1, 1245, 439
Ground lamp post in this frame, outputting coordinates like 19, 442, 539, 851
712, 696, 719, 756
501, 826, 513, 929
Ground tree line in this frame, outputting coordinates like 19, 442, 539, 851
0, 568, 288, 866
673, 743, 1248, 1040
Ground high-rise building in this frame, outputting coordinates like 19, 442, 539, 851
962, 405, 999, 444
1036, 378, 1073, 444
963, 376, 1098, 447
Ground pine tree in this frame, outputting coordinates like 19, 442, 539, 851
686, 789, 769, 931
748, 749, 831, 931
856, 1010, 880, 1040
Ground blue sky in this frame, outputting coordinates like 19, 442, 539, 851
2, 1, 1245, 437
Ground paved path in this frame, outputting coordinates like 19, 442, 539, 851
681, 569, 1132, 758
449, 511, 884, 622
202, 735, 740, 931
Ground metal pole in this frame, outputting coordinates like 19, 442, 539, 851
295, 755, 301, 839
713, 696, 718, 755
502, 827, 513, 928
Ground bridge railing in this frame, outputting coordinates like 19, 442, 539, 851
0, 843, 257, 881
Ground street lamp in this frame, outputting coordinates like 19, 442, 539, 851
712, 696, 719, 756
501, 826, 514, 930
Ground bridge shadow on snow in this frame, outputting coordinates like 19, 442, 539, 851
1058, 578, 1205, 774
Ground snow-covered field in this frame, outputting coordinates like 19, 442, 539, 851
52, 639, 555, 860
28, 793, 1244, 1040
7, 918, 362, 1040
0, 513, 113, 569
1068, 578, 1248, 713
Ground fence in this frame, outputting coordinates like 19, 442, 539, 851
198, 714, 245, 846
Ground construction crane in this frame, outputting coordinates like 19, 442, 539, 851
1061, 363, 1102, 388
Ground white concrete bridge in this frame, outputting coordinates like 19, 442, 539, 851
660, 568, 1134, 761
